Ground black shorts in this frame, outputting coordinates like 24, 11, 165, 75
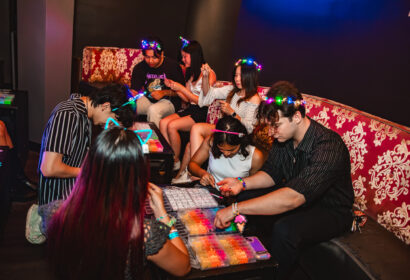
176, 104, 208, 123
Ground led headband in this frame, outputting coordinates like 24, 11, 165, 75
212, 129, 245, 138
235, 58, 262, 72
179, 36, 190, 49
112, 85, 147, 112
104, 118, 153, 146
263, 96, 306, 108
141, 40, 162, 52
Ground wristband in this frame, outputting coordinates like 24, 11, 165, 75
168, 231, 179, 240
237, 177, 246, 191
156, 214, 176, 228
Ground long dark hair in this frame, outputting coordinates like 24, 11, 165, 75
226, 62, 259, 106
211, 116, 250, 159
182, 40, 205, 82
47, 127, 149, 280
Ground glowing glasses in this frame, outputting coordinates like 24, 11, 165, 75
104, 118, 153, 146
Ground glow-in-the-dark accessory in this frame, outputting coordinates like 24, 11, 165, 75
141, 40, 162, 51
263, 95, 306, 108
235, 58, 262, 72
212, 129, 245, 138
112, 86, 147, 112
179, 36, 190, 48
103, 118, 153, 153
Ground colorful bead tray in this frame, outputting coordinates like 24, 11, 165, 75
164, 187, 218, 211
178, 208, 238, 236
189, 234, 257, 270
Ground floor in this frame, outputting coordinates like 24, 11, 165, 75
0, 151, 55, 280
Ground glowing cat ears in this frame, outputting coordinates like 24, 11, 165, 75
104, 118, 152, 145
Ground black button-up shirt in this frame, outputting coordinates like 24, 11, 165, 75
262, 119, 354, 213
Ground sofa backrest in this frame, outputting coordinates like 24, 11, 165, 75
82, 47, 143, 86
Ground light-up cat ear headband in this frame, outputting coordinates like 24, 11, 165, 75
235, 58, 262, 71
104, 118, 153, 146
141, 40, 162, 52
179, 36, 190, 49
263, 96, 306, 108
212, 129, 245, 138
112, 85, 147, 112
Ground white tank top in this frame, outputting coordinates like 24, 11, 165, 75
207, 145, 255, 184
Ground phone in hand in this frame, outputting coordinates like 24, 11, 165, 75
246, 236, 271, 260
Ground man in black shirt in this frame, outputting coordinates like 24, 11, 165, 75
214, 81, 354, 279
38, 84, 134, 205
131, 37, 185, 127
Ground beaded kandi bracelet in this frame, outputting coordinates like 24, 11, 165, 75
156, 214, 176, 228
236, 177, 246, 191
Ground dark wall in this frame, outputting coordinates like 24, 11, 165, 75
0, 0, 12, 88
232, 0, 410, 126
73, 0, 192, 61
73, 0, 241, 82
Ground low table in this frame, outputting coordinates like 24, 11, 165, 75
131, 122, 174, 184
147, 184, 278, 280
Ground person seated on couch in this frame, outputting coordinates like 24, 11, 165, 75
188, 116, 264, 188
190, 58, 262, 160
131, 36, 185, 127
40, 127, 191, 279
159, 38, 216, 173
213, 81, 354, 280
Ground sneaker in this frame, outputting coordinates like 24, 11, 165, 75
171, 169, 192, 184
173, 160, 181, 171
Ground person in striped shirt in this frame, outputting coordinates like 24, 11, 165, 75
38, 84, 134, 205
214, 81, 354, 280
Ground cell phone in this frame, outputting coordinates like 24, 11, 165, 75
246, 236, 271, 260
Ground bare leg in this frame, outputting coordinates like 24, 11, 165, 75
175, 142, 191, 178
190, 123, 215, 158
168, 116, 195, 162
0, 120, 13, 148
159, 113, 179, 144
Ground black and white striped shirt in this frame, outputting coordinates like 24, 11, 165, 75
262, 119, 354, 213
38, 95, 91, 205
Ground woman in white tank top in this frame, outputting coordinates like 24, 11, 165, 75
188, 116, 265, 189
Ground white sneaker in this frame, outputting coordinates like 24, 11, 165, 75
171, 168, 192, 184
173, 160, 181, 171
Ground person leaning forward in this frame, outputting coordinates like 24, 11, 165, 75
38, 84, 134, 205
214, 81, 354, 280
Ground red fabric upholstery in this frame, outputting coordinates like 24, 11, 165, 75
81, 47, 143, 86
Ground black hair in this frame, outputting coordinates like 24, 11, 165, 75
226, 62, 259, 106
257, 81, 305, 125
141, 36, 164, 58
182, 40, 205, 82
89, 84, 135, 128
211, 116, 250, 159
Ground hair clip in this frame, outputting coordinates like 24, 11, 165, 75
235, 58, 262, 71
134, 129, 152, 145
103, 118, 153, 146
212, 129, 245, 137
179, 36, 190, 49
112, 85, 147, 112
141, 40, 162, 51
263, 96, 306, 108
